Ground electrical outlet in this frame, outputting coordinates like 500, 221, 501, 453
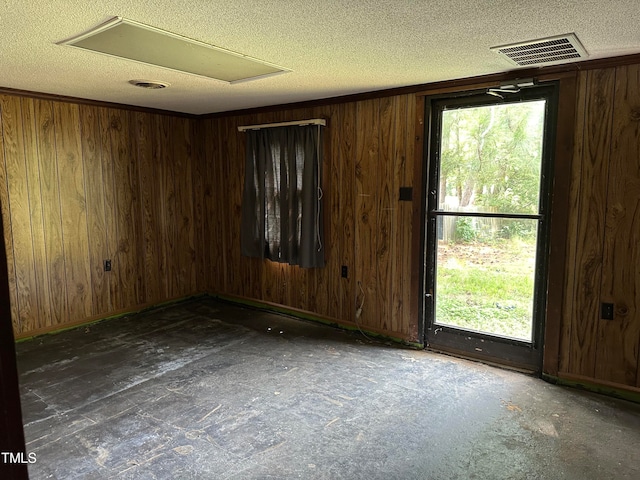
104, 260, 112, 272
341, 265, 348, 278
601, 302, 614, 320
399, 187, 413, 201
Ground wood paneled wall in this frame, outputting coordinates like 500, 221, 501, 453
0, 95, 202, 337
200, 96, 420, 341
560, 64, 640, 389
2, 59, 640, 393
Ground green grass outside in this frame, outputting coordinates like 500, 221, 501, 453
435, 238, 536, 340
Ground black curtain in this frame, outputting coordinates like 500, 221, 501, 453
241, 125, 324, 268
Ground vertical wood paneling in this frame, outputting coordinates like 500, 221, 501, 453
559, 72, 588, 374
128, 112, 146, 305
97, 108, 118, 310
596, 64, 640, 386
377, 97, 395, 332
158, 114, 177, 298
79, 105, 109, 316
53, 102, 93, 323
236, 114, 255, 301
192, 119, 207, 292
35, 99, 68, 327
110, 110, 145, 306
135, 111, 161, 303
0, 97, 20, 331
391, 95, 412, 335
223, 118, 241, 296
148, 114, 169, 299
409, 96, 425, 340
340, 102, 357, 323
327, 103, 343, 320
98, 108, 124, 310
355, 99, 380, 329
22, 98, 53, 330
1, 96, 38, 332
1, 96, 200, 337
172, 117, 196, 296
544, 73, 579, 376
403, 96, 416, 334
203, 119, 222, 292
0, 91, 422, 343
567, 69, 616, 378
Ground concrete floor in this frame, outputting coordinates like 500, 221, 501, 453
15, 298, 640, 479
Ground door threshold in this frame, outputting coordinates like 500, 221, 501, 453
426, 345, 538, 375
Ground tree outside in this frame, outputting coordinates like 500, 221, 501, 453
434, 100, 546, 340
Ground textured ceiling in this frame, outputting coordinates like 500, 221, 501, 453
1, 1, 639, 115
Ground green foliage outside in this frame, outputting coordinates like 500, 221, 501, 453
435, 101, 545, 339
454, 217, 476, 243
435, 239, 535, 340
440, 100, 545, 240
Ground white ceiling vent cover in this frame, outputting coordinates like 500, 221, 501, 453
491, 33, 588, 67
58, 17, 290, 83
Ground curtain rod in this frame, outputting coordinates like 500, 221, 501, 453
237, 119, 326, 132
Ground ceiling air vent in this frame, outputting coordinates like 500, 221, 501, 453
491, 33, 588, 67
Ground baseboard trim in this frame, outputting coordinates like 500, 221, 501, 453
211, 293, 424, 349
14, 293, 209, 342
543, 372, 640, 404
15, 292, 424, 349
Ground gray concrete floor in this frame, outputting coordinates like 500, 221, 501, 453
15, 298, 640, 479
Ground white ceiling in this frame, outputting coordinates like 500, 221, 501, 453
1, 1, 639, 115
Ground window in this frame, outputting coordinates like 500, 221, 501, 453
240, 123, 324, 268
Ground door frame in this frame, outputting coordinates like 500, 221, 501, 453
420, 83, 560, 372
0, 197, 29, 479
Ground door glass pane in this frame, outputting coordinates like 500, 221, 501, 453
435, 217, 538, 341
439, 101, 546, 215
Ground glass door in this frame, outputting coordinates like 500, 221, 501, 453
424, 85, 557, 370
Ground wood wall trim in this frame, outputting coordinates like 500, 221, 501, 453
542, 73, 578, 376
412, 55, 640, 97
204, 53, 640, 119
556, 372, 640, 397
0, 86, 196, 119
410, 96, 426, 342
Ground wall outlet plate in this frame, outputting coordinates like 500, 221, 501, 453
399, 187, 413, 201
601, 302, 614, 320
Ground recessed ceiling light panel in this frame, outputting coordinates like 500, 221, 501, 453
491, 33, 588, 67
58, 17, 290, 83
